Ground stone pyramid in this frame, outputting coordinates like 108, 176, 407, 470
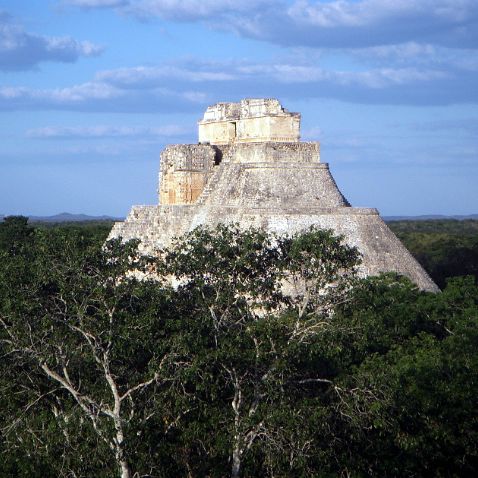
109, 98, 438, 292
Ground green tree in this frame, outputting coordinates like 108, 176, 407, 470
164, 225, 361, 477
0, 216, 34, 256
0, 233, 185, 478
331, 274, 478, 476
388, 219, 478, 287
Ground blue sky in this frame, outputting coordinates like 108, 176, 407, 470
1, 0, 477, 217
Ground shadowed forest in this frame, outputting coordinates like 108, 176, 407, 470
0, 217, 477, 477
388, 219, 478, 289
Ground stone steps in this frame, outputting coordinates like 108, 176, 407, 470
195, 165, 225, 205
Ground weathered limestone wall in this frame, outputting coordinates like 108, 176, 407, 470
198, 116, 300, 145
201, 98, 286, 122
185, 206, 438, 292
109, 204, 197, 253
224, 142, 320, 164
111, 203, 438, 292
202, 102, 240, 122
158, 142, 322, 207
201, 162, 349, 209
235, 115, 300, 143
198, 121, 236, 145
198, 98, 300, 145
158, 145, 217, 205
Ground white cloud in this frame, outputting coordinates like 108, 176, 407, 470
343, 42, 478, 78
0, 80, 207, 112
1, 53, 476, 112
0, 10, 102, 71
92, 61, 451, 91
254, 0, 478, 48
130, 0, 273, 19
49, 82, 121, 102
286, 0, 471, 28
352, 42, 438, 61
60, 0, 478, 49
27, 124, 189, 139
64, 0, 275, 18
96, 65, 236, 86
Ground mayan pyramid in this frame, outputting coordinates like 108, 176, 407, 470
109, 98, 438, 292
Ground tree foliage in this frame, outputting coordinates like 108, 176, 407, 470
0, 217, 477, 477
388, 219, 478, 288
162, 225, 361, 477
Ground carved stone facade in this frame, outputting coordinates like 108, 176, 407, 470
198, 98, 300, 145
109, 98, 439, 292
158, 145, 217, 205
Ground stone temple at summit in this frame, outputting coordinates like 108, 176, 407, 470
109, 98, 438, 292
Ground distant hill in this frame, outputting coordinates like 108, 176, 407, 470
0, 213, 123, 223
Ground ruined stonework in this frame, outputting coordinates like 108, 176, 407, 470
198, 98, 300, 145
158, 145, 217, 205
109, 98, 439, 292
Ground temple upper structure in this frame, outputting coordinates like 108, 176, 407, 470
160, 99, 314, 206
198, 98, 301, 145
109, 98, 439, 292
